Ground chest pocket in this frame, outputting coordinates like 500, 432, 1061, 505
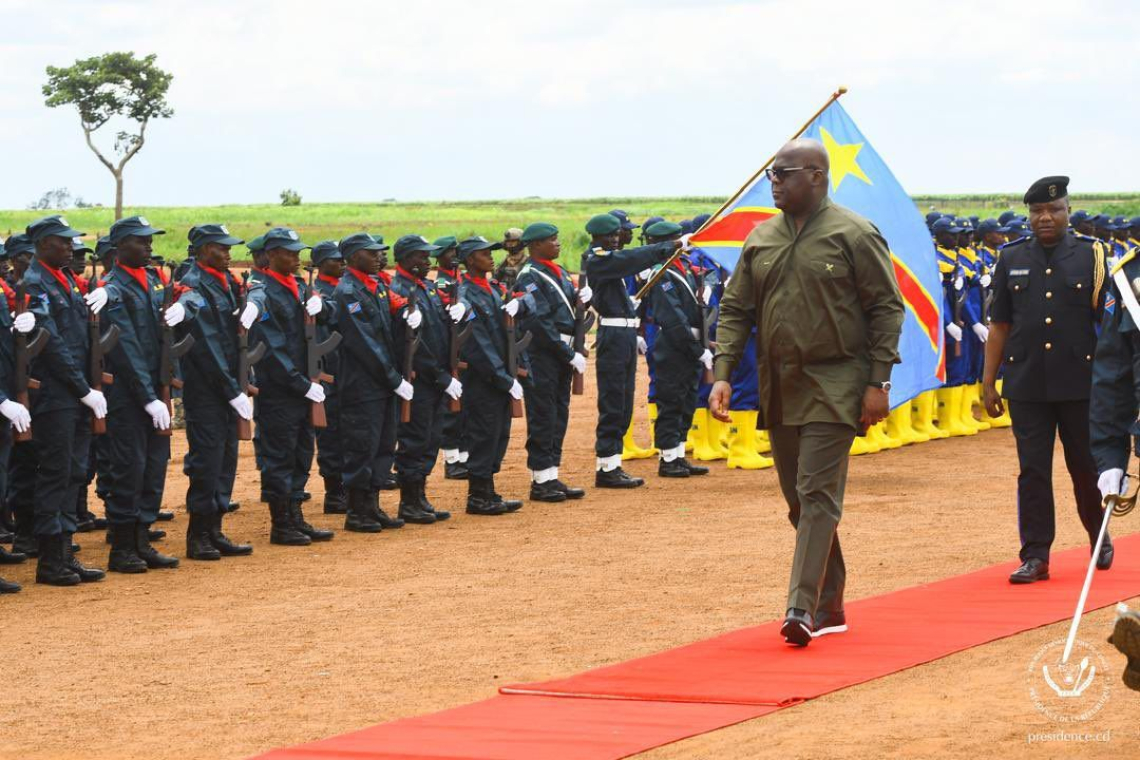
1007, 274, 1030, 296
1066, 275, 1091, 307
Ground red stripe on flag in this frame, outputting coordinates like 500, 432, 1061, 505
692, 209, 776, 245
891, 255, 941, 358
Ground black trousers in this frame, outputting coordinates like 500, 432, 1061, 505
31, 405, 89, 536
315, 388, 342, 480
396, 378, 445, 480
594, 325, 638, 458
342, 394, 397, 491
0, 422, 11, 510
463, 374, 512, 479
183, 401, 237, 517
1008, 399, 1104, 562
255, 396, 314, 501
524, 349, 572, 471
104, 402, 171, 526
653, 346, 699, 452
441, 404, 465, 452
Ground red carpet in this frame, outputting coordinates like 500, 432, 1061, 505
254, 534, 1140, 760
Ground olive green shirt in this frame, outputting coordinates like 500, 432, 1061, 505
714, 197, 904, 429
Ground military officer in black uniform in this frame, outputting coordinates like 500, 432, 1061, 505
250, 227, 335, 546
389, 235, 460, 525
0, 265, 36, 592
332, 232, 413, 533
175, 224, 254, 561
310, 240, 347, 515
23, 215, 109, 586
514, 222, 587, 502
433, 236, 469, 480
983, 176, 1109, 584
642, 220, 711, 478
582, 213, 685, 487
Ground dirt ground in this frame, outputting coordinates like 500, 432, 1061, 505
1, 372, 1137, 760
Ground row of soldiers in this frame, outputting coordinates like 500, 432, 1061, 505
0, 210, 707, 592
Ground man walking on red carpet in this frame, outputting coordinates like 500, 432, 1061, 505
710, 138, 904, 647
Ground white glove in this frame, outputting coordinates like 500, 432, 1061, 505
953, 276, 965, 292
680, 233, 693, 249
638, 268, 654, 282
701, 285, 713, 304
305, 382, 326, 403
239, 302, 259, 329
637, 336, 648, 355
502, 298, 521, 317
570, 352, 587, 374
12, 312, 34, 334
971, 322, 989, 343
0, 399, 30, 433
577, 285, 593, 305
79, 389, 107, 418
447, 303, 466, 322
228, 393, 254, 421
163, 301, 186, 327
946, 322, 963, 342
405, 308, 423, 329
630, 296, 642, 310
980, 274, 992, 288
1099, 468, 1127, 501
395, 379, 414, 401
444, 377, 463, 400
305, 295, 322, 316
509, 380, 524, 400
144, 399, 171, 431
699, 349, 713, 370
84, 287, 108, 315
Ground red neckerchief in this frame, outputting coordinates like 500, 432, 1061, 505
150, 266, 170, 286
437, 267, 458, 281
396, 266, 426, 288
376, 269, 392, 285
73, 273, 89, 296
40, 261, 76, 294
464, 271, 493, 294
318, 273, 340, 288
264, 268, 301, 301
349, 267, 378, 296
197, 263, 231, 292
117, 264, 151, 293
531, 258, 563, 279
0, 280, 14, 312
671, 257, 688, 274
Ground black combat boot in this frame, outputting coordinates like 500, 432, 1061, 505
0, 544, 27, 565
155, 510, 175, 522
378, 476, 398, 491
210, 512, 252, 556
12, 505, 37, 557
397, 478, 435, 524
418, 479, 450, 521
35, 534, 81, 586
64, 533, 105, 582
186, 513, 222, 561
322, 476, 347, 515
291, 498, 334, 541
108, 522, 147, 574
269, 497, 311, 546
135, 523, 180, 569
466, 477, 507, 516
489, 475, 522, 513
372, 490, 404, 529
344, 488, 383, 533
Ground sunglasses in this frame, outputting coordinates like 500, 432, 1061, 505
765, 166, 820, 182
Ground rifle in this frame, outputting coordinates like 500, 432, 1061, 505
236, 271, 266, 441
571, 292, 595, 396
695, 267, 718, 385
157, 264, 195, 438
11, 279, 48, 442
400, 287, 421, 424
87, 261, 119, 435
446, 278, 473, 413
504, 302, 532, 418
304, 268, 341, 429
952, 265, 966, 358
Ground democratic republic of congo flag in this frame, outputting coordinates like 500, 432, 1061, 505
693, 99, 945, 408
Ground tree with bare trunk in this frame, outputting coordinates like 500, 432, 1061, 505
42, 52, 173, 221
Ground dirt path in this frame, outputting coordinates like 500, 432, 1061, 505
1, 375, 1136, 759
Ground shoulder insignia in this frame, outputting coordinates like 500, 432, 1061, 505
662, 281, 673, 292
998, 237, 1028, 251
348, 301, 362, 314
1075, 233, 1098, 242
525, 282, 537, 293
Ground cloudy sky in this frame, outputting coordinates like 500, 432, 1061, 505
1, 0, 1136, 209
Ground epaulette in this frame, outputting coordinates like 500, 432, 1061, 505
591, 246, 609, 257
1075, 233, 1099, 243
1110, 246, 1136, 276
998, 237, 1028, 250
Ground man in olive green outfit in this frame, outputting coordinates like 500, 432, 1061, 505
709, 138, 904, 647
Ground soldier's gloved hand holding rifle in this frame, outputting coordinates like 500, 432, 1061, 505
946, 322, 963, 342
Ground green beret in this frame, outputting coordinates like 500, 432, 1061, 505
520, 222, 559, 244
646, 220, 683, 238
247, 234, 266, 252
432, 235, 458, 253
585, 213, 621, 235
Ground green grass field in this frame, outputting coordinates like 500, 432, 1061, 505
3, 194, 1137, 272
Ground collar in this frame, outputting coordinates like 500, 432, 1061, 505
671, 257, 689, 274
349, 267, 378, 295
530, 258, 563, 280
437, 267, 458, 279
464, 272, 493, 294
38, 260, 77, 294
264, 268, 301, 301
318, 273, 341, 288
376, 269, 392, 285
116, 264, 152, 293
782, 195, 832, 237
197, 262, 231, 292
397, 266, 426, 288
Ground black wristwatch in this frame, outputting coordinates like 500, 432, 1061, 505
869, 381, 892, 392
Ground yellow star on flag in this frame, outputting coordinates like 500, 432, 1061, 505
820, 127, 872, 192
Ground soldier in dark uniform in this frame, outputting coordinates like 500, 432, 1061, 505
514, 222, 587, 502
23, 215, 109, 585
99, 216, 183, 573
175, 224, 254, 561
433, 236, 469, 480
983, 176, 1110, 583
370, 234, 399, 491
1070, 210, 1095, 237
608, 209, 638, 250
310, 240, 347, 515
493, 228, 526, 291
454, 235, 534, 514
332, 232, 413, 533
389, 235, 460, 525
582, 213, 684, 487
250, 227, 335, 546
642, 220, 711, 478
0, 264, 36, 591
